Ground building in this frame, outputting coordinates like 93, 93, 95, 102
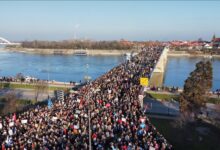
212, 34, 220, 49
204, 43, 212, 49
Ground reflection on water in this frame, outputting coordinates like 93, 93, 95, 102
164, 56, 220, 91
0, 49, 124, 82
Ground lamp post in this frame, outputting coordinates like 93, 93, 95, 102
88, 90, 92, 150
47, 64, 50, 99
85, 63, 92, 150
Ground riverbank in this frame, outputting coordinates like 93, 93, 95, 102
147, 90, 220, 104
168, 50, 220, 58
2, 47, 139, 55
0, 82, 71, 91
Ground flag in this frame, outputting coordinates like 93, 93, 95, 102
48, 98, 53, 109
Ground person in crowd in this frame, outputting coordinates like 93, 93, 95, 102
0, 46, 173, 150
217, 89, 220, 98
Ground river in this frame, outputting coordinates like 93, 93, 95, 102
0, 49, 124, 82
164, 56, 220, 91
1, 49, 220, 91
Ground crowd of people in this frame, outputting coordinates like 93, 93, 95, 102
149, 86, 179, 93
0, 46, 173, 150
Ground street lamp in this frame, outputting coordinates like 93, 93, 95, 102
47, 64, 50, 99
84, 63, 92, 150
88, 90, 92, 150
84, 64, 91, 84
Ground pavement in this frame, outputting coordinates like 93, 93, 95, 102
0, 88, 54, 101
1, 81, 74, 88
144, 94, 220, 123
147, 114, 179, 120
144, 97, 180, 116
148, 90, 220, 99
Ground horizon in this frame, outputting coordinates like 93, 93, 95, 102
1, 1, 220, 41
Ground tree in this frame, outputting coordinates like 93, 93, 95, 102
21, 40, 134, 50
198, 38, 203, 43
212, 34, 216, 42
1, 91, 18, 115
179, 61, 213, 122
16, 73, 25, 83
34, 81, 48, 102
0, 80, 3, 89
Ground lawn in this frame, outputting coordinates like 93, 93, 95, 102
148, 92, 220, 104
207, 97, 220, 104
0, 82, 68, 91
0, 98, 34, 115
149, 117, 220, 150
147, 92, 179, 101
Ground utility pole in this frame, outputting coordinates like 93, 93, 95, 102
88, 91, 92, 150
47, 64, 50, 99
85, 63, 92, 150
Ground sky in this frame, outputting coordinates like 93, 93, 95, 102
0, 1, 220, 41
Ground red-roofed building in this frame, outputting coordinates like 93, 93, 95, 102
212, 34, 220, 49
119, 39, 134, 47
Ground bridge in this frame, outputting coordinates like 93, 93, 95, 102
0, 37, 21, 45
149, 47, 169, 87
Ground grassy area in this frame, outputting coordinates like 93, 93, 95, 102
207, 97, 220, 104
1, 82, 68, 91
147, 92, 220, 104
149, 118, 220, 150
0, 98, 35, 115
147, 92, 179, 101
0, 97, 34, 105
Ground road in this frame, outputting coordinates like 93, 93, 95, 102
144, 97, 180, 116
144, 95, 220, 123
0, 88, 54, 101
1, 81, 74, 88
148, 90, 220, 99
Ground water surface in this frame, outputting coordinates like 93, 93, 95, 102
0, 49, 124, 82
164, 56, 220, 91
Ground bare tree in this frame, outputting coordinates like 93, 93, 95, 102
0, 81, 3, 89
34, 81, 48, 102
1, 91, 18, 115
16, 73, 25, 83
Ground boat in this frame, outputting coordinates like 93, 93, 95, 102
74, 50, 87, 56
203, 55, 213, 59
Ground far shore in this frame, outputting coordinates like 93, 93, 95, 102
2, 47, 220, 58
2, 47, 140, 56
168, 50, 220, 58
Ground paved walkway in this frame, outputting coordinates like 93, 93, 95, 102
1, 81, 74, 88
144, 97, 180, 116
148, 90, 220, 99
0, 88, 54, 101
147, 114, 179, 120
144, 95, 220, 123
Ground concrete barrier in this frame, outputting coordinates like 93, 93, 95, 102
149, 47, 169, 87
153, 47, 169, 73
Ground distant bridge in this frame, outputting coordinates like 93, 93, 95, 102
0, 37, 21, 45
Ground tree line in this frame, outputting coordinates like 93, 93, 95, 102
20, 40, 134, 50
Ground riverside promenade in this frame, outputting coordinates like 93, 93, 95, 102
0, 81, 73, 88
